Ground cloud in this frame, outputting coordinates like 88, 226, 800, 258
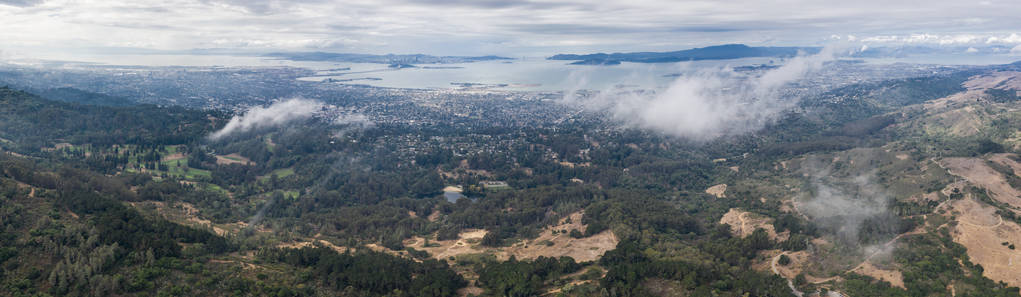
208, 98, 323, 140
564, 46, 838, 140
332, 112, 373, 128
800, 172, 889, 244
988, 33, 1021, 44
504, 23, 745, 35
5, 0, 1021, 58
858, 33, 1021, 46
0, 0, 43, 7
861, 33, 984, 45
797, 154, 899, 247
397, 0, 572, 9
330, 112, 375, 137
1011, 45, 1021, 56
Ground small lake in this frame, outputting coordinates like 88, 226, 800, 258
443, 191, 465, 203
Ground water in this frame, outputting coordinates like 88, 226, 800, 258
11, 53, 782, 91
443, 191, 465, 203
17, 52, 1021, 91
294, 58, 779, 91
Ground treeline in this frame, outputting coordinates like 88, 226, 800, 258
0, 87, 222, 152
842, 232, 1021, 296
599, 241, 789, 296
0, 154, 248, 296
476, 256, 582, 296
259, 246, 466, 296
0, 154, 233, 258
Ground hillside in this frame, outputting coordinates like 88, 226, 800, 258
549, 44, 821, 64
4, 64, 1021, 296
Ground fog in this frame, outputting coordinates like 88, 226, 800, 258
797, 154, 901, 250
208, 98, 322, 140
564, 47, 839, 140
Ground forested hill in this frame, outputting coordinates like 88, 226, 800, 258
34, 87, 136, 106
0, 86, 221, 151
5, 65, 1021, 296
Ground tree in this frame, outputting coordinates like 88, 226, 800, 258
778, 254, 791, 266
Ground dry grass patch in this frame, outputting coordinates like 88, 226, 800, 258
949, 197, 1021, 287
215, 153, 254, 165
162, 153, 186, 162
963, 71, 1021, 91
705, 184, 727, 198
276, 239, 350, 254
851, 261, 904, 288
941, 157, 1021, 209
719, 208, 785, 241
128, 200, 252, 236
405, 212, 618, 263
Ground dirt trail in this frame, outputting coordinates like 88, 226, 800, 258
851, 227, 926, 273
771, 252, 805, 297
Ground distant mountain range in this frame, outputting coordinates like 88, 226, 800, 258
265, 52, 513, 64
549, 44, 821, 64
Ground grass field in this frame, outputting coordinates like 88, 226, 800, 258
260, 168, 295, 181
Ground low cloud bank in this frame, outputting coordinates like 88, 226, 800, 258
209, 98, 323, 140
564, 46, 839, 140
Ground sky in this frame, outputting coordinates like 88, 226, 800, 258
2, 0, 1021, 59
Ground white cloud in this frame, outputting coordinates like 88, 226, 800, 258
3, 1, 1021, 58
966, 47, 979, 53
862, 33, 988, 45
987, 33, 1021, 44
565, 46, 838, 140
1011, 45, 1021, 56
208, 98, 322, 140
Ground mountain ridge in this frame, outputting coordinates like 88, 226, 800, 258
549, 44, 821, 64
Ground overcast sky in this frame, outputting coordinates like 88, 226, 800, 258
2, 0, 1021, 58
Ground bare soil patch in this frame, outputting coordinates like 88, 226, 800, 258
705, 184, 727, 198
276, 239, 350, 254
500, 212, 617, 262
405, 229, 489, 260
405, 212, 618, 262
719, 208, 784, 241
215, 153, 253, 165
129, 200, 242, 236
770, 250, 812, 279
